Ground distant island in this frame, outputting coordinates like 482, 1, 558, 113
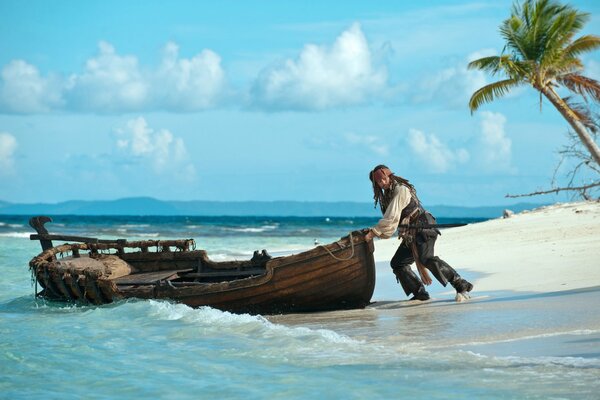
0, 197, 548, 218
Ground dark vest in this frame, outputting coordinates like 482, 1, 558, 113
397, 184, 424, 223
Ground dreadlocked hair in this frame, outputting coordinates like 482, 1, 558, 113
369, 165, 420, 214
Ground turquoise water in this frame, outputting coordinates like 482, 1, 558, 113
1, 216, 599, 399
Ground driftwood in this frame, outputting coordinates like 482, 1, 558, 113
506, 181, 600, 198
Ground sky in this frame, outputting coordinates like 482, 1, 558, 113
0, 0, 599, 207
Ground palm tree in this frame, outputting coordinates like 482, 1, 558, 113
468, 0, 600, 166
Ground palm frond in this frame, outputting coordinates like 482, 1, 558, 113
562, 35, 600, 58
500, 16, 529, 59
468, 56, 502, 72
541, 11, 590, 65
545, 55, 582, 77
503, 0, 592, 67
562, 96, 598, 133
469, 79, 522, 113
468, 55, 532, 81
557, 73, 600, 103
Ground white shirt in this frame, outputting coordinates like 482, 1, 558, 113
371, 184, 412, 239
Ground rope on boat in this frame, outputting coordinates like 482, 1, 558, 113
28, 238, 197, 300
29, 239, 197, 275
318, 232, 356, 261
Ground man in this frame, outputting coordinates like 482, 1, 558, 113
364, 165, 473, 301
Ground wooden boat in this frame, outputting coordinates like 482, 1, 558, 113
28, 216, 376, 314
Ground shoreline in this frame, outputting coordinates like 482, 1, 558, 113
371, 200, 600, 299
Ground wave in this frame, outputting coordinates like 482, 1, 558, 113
0, 232, 31, 238
465, 350, 600, 368
205, 245, 309, 260
226, 227, 266, 233
118, 224, 151, 228
0, 222, 26, 229
145, 300, 358, 345
135, 233, 160, 238
223, 225, 279, 233
207, 253, 234, 261
448, 329, 600, 348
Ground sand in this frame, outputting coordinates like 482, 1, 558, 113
270, 201, 600, 374
266, 201, 600, 377
371, 200, 600, 298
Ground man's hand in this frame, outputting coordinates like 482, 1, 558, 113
416, 264, 433, 285
364, 229, 375, 241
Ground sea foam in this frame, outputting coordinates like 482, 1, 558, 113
0, 232, 31, 238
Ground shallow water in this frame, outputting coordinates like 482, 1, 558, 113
1, 216, 599, 399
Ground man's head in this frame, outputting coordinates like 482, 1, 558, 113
370, 165, 393, 190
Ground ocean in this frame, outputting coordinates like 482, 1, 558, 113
1, 215, 599, 399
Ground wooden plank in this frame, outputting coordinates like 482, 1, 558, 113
64, 273, 84, 300
166, 245, 372, 310
84, 277, 104, 304
183, 269, 266, 278
113, 269, 191, 285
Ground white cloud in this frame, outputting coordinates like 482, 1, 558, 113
412, 49, 496, 108
407, 128, 469, 173
155, 42, 226, 111
116, 117, 196, 180
0, 60, 64, 113
345, 132, 389, 156
68, 41, 148, 112
0, 41, 227, 114
477, 111, 514, 172
251, 23, 387, 110
0, 132, 17, 174
407, 112, 514, 175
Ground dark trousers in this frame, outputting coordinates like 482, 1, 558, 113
390, 232, 461, 296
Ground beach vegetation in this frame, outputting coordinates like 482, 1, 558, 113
468, 0, 600, 168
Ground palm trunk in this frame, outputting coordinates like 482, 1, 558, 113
542, 87, 600, 166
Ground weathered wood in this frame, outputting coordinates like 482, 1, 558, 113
27, 220, 375, 314
65, 273, 85, 300
30, 234, 101, 243
50, 270, 73, 300
28, 216, 54, 251
183, 269, 266, 279
39, 268, 62, 299
83, 272, 104, 304
113, 270, 190, 286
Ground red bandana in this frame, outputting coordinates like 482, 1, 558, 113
372, 167, 392, 185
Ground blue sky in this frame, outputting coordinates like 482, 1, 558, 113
0, 0, 599, 206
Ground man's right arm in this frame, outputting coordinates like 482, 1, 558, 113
370, 185, 412, 239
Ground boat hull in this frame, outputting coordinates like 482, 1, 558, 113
29, 233, 376, 314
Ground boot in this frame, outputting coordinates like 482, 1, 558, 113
452, 277, 473, 293
452, 277, 473, 302
409, 286, 430, 301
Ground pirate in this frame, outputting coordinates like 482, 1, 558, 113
364, 165, 473, 301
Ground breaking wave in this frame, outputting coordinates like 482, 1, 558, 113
0, 232, 30, 238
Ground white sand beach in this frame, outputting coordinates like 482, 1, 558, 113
272, 200, 600, 375
372, 200, 600, 298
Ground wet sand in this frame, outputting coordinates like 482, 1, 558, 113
269, 287, 600, 361
270, 201, 600, 360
